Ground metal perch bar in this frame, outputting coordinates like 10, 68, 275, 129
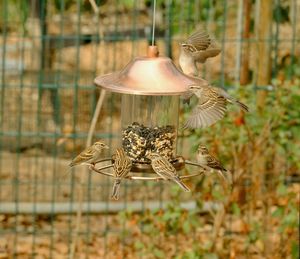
90, 164, 113, 176
185, 160, 207, 169
129, 171, 205, 180
95, 158, 113, 163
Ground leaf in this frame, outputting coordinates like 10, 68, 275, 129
162, 211, 173, 221
272, 207, 284, 217
203, 253, 219, 259
276, 183, 287, 196
282, 209, 298, 228
231, 202, 241, 216
212, 189, 223, 201
291, 241, 299, 259
182, 220, 191, 234
143, 224, 155, 235
134, 241, 144, 250
273, 4, 290, 23
181, 250, 200, 259
153, 248, 165, 258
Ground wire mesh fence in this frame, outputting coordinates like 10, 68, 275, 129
0, 0, 299, 258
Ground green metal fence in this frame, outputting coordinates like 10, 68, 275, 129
0, 0, 299, 258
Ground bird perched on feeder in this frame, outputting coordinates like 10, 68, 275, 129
182, 84, 249, 129
196, 145, 232, 184
69, 141, 109, 167
179, 30, 221, 76
111, 148, 132, 200
146, 152, 190, 192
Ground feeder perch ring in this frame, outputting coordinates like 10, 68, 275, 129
89, 158, 206, 181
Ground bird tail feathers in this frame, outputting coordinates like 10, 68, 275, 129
69, 161, 76, 167
218, 170, 233, 185
214, 87, 249, 112
174, 178, 191, 192
111, 179, 121, 200
235, 100, 249, 112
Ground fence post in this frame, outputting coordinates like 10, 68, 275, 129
240, 0, 252, 85
256, 0, 273, 111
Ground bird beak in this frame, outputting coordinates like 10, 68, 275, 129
104, 144, 109, 149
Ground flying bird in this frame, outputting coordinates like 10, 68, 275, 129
179, 30, 221, 76
69, 141, 109, 167
111, 148, 132, 200
196, 145, 232, 184
182, 85, 228, 129
146, 152, 190, 192
182, 83, 249, 129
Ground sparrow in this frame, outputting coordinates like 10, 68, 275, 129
182, 85, 227, 129
179, 30, 221, 76
69, 141, 109, 167
182, 84, 249, 129
146, 152, 190, 192
196, 145, 232, 184
111, 148, 132, 200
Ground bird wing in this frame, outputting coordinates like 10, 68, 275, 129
151, 156, 190, 192
151, 157, 176, 179
69, 146, 95, 166
185, 30, 211, 51
113, 156, 132, 179
211, 86, 249, 112
206, 154, 226, 171
192, 48, 221, 63
183, 88, 227, 129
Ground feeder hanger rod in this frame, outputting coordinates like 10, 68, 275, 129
151, 0, 157, 46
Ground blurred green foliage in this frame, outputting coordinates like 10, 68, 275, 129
273, 1, 290, 23
0, 0, 29, 29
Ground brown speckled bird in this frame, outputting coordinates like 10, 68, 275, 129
182, 84, 249, 129
111, 148, 132, 200
196, 145, 232, 184
179, 30, 221, 76
183, 85, 227, 129
69, 141, 109, 167
146, 152, 190, 192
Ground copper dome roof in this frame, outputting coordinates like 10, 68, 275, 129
94, 46, 208, 96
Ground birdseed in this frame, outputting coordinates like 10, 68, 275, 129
122, 122, 176, 163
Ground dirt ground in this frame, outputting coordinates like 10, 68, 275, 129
0, 203, 297, 258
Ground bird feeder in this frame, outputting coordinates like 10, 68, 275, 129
93, 46, 206, 178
